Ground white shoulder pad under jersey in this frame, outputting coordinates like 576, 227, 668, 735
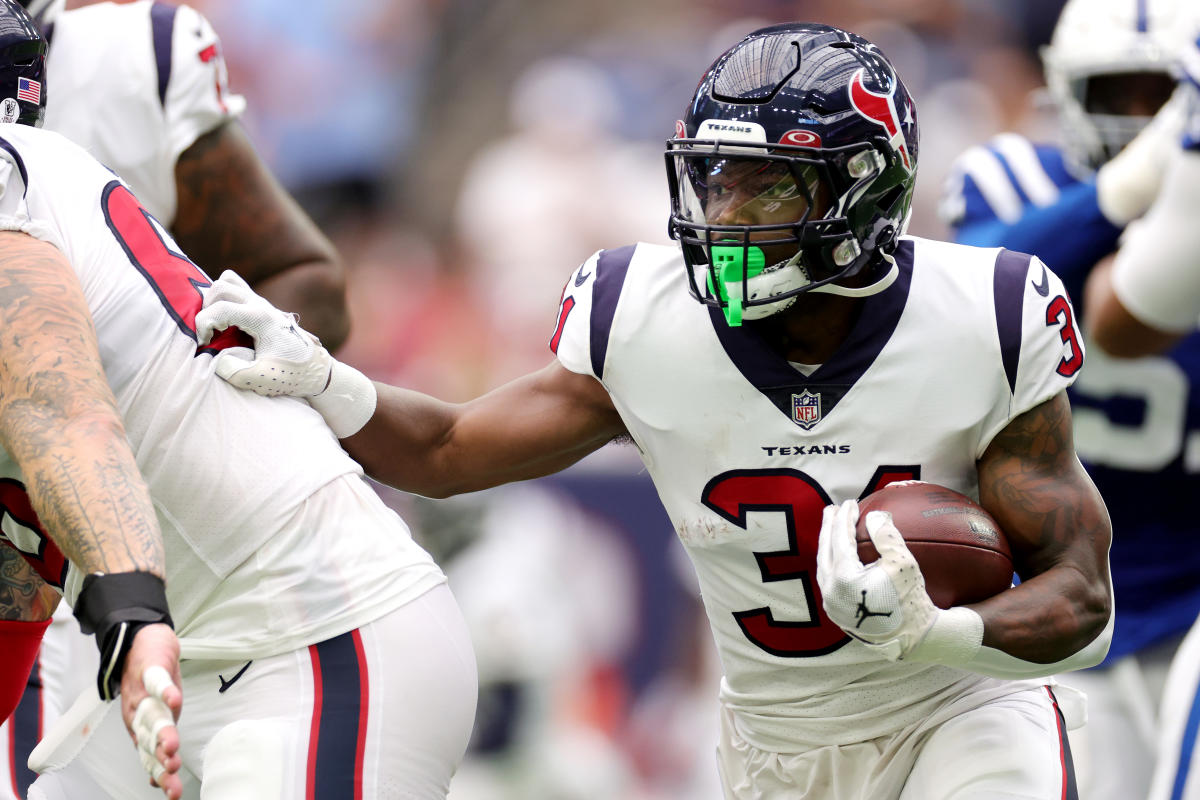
42, 1, 246, 225
551, 239, 1081, 750
0, 126, 441, 657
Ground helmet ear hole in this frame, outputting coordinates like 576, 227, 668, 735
878, 185, 906, 216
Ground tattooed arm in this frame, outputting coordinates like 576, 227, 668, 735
973, 391, 1113, 663
0, 231, 163, 577
0, 231, 184, 796
171, 121, 349, 350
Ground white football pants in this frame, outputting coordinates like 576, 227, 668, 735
27, 583, 477, 800
717, 684, 1078, 799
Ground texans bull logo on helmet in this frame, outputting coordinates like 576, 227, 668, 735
848, 67, 914, 173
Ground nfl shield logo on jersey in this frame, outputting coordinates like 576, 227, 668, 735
791, 390, 822, 429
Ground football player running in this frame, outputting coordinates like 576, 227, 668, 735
0, 3, 476, 799
0, 2, 353, 795
1081, 29, 1200, 800
939, 1, 1200, 797
200, 22, 1114, 799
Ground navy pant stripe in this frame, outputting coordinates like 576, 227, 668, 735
1170, 679, 1200, 800
307, 631, 366, 799
9, 652, 41, 797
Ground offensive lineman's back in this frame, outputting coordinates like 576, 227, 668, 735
0, 122, 444, 653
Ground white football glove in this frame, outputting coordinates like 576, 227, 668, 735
816, 499, 983, 665
196, 271, 376, 437
196, 270, 332, 398
1096, 85, 1190, 226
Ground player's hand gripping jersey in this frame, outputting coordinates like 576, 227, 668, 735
42, 1, 243, 225
0, 124, 443, 658
942, 132, 1200, 662
550, 238, 1083, 749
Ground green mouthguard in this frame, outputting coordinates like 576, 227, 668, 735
709, 244, 766, 326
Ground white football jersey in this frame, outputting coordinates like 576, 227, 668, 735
42, 0, 245, 226
553, 239, 1084, 750
0, 124, 444, 659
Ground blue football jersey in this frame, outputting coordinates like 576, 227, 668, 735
941, 133, 1200, 661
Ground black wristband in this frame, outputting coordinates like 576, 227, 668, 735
73, 572, 173, 701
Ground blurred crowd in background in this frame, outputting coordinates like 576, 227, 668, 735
67, 1, 1071, 797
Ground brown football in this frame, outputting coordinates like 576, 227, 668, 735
856, 481, 1014, 609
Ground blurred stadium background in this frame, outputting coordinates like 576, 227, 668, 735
68, 1, 1070, 796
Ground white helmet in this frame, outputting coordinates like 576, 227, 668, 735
1041, 0, 1200, 171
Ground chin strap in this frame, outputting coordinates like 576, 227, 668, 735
810, 256, 898, 298
708, 245, 899, 325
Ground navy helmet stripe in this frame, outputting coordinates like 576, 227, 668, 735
993, 249, 1032, 395
0, 136, 29, 198
150, 3, 177, 108
307, 630, 367, 799
1137, 0, 1149, 32
590, 245, 635, 381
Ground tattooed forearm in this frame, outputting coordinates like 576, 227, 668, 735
172, 121, 348, 348
972, 391, 1113, 662
0, 232, 164, 579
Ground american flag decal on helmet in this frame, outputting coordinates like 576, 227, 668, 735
848, 68, 912, 172
16, 78, 39, 105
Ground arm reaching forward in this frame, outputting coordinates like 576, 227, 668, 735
197, 270, 629, 497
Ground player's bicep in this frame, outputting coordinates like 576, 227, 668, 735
976, 391, 1109, 579
0, 231, 111, 425
172, 122, 339, 284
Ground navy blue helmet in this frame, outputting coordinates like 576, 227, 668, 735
0, 0, 45, 127
13, 0, 60, 34
666, 23, 919, 325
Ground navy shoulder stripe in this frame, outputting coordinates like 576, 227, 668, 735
590, 245, 634, 380
994, 248, 1033, 395
0, 135, 29, 197
150, 3, 178, 108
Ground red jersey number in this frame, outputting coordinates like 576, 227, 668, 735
100, 180, 248, 353
701, 466, 918, 657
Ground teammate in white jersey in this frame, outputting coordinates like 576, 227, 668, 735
0, 2, 354, 796
201, 23, 1113, 799
0, 5, 476, 799
17, 0, 348, 347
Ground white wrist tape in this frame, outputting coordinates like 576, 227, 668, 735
309, 360, 377, 438
133, 666, 176, 784
908, 606, 984, 666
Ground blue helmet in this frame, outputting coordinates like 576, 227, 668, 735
14, 0, 61, 34
666, 23, 918, 325
0, 0, 46, 127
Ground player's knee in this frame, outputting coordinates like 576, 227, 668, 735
200, 719, 290, 800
